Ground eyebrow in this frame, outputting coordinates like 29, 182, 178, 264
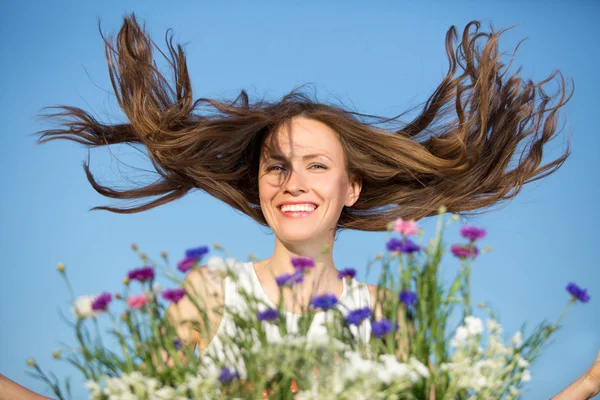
266, 152, 333, 162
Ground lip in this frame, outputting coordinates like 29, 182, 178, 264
276, 201, 319, 218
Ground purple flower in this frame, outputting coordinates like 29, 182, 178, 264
399, 290, 418, 307
275, 271, 304, 287
566, 282, 591, 303
162, 288, 186, 304
460, 226, 487, 242
185, 246, 209, 260
372, 319, 398, 338
177, 257, 196, 273
386, 238, 420, 254
173, 339, 182, 350
127, 266, 155, 282
291, 256, 315, 271
337, 268, 356, 280
218, 367, 239, 384
257, 308, 279, 322
345, 307, 371, 326
450, 244, 479, 259
310, 293, 338, 310
91, 292, 112, 311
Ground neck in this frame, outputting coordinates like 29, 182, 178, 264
258, 234, 340, 298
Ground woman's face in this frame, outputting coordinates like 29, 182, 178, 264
258, 116, 361, 246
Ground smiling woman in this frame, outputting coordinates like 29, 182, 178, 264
258, 118, 361, 250
10, 11, 598, 400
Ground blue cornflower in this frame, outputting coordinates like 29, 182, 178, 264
372, 319, 398, 338
173, 339, 182, 350
386, 238, 420, 254
257, 308, 279, 322
566, 282, 591, 303
275, 271, 304, 287
218, 367, 239, 384
399, 290, 418, 306
310, 293, 338, 310
185, 246, 209, 260
345, 307, 371, 326
337, 268, 356, 280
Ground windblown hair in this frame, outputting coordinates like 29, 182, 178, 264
36, 14, 572, 231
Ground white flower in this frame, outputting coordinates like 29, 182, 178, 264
152, 386, 176, 399
464, 316, 483, 335
512, 331, 523, 347
450, 326, 469, 347
343, 351, 375, 381
517, 355, 530, 369
487, 318, 502, 333
84, 380, 102, 399
380, 354, 411, 379
521, 369, 532, 382
409, 356, 430, 378
72, 295, 98, 319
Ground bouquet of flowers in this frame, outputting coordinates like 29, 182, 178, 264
27, 207, 591, 399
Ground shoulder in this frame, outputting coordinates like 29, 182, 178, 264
167, 266, 226, 322
366, 283, 394, 304
365, 283, 396, 321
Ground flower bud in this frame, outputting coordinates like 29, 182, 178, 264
160, 251, 168, 259
248, 253, 257, 261
120, 312, 128, 321
483, 246, 492, 252
213, 242, 222, 250
131, 243, 138, 251
52, 350, 61, 359
320, 245, 329, 254
375, 253, 383, 260
56, 262, 65, 273
115, 293, 122, 300
451, 214, 460, 221
123, 277, 130, 286
438, 205, 447, 214
139, 252, 147, 260
27, 358, 36, 367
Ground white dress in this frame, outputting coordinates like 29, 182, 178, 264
199, 261, 372, 376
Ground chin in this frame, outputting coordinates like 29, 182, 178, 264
277, 226, 329, 247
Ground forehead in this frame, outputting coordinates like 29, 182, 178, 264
263, 117, 343, 159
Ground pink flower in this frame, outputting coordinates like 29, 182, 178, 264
460, 226, 487, 241
126, 294, 148, 309
393, 218, 418, 236
450, 244, 479, 259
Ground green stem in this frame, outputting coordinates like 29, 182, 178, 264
108, 313, 134, 372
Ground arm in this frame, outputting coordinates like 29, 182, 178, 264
0, 374, 52, 400
161, 266, 225, 366
551, 351, 600, 400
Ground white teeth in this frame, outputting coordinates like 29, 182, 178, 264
280, 204, 316, 213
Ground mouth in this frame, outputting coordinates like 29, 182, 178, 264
277, 203, 319, 218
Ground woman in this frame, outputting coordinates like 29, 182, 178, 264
2, 13, 598, 399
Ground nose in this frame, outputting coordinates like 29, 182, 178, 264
283, 169, 308, 196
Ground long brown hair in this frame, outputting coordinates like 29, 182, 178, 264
36, 14, 572, 231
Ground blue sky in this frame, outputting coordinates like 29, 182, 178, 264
1, 1, 599, 398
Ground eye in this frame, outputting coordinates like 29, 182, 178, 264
310, 164, 327, 170
266, 164, 285, 172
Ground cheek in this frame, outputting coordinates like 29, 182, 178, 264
318, 174, 350, 206
258, 178, 272, 203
